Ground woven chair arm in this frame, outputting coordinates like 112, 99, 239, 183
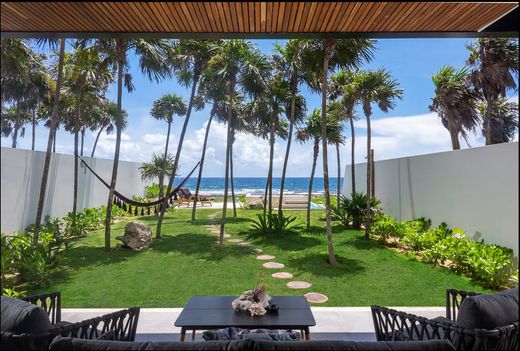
473, 322, 520, 351
371, 305, 458, 342
21, 291, 62, 324
57, 307, 140, 341
445, 288, 480, 321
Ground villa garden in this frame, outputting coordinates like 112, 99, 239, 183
2, 199, 517, 308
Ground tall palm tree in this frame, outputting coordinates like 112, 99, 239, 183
139, 152, 176, 186
355, 69, 403, 239
150, 93, 186, 200
327, 101, 348, 209
300, 38, 375, 265
273, 40, 308, 219
205, 40, 270, 246
1, 105, 30, 147
33, 38, 66, 243
479, 98, 518, 144
296, 108, 344, 230
466, 38, 519, 145
63, 45, 114, 222
90, 38, 173, 250
330, 69, 360, 196
90, 101, 117, 157
430, 66, 479, 150
156, 39, 216, 238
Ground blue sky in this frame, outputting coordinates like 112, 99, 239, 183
1, 38, 517, 177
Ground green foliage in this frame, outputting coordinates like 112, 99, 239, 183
251, 212, 299, 235
371, 214, 399, 243
144, 183, 161, 199
2, 288, 26, 297
331, 193, 382, 229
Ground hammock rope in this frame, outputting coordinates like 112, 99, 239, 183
77, 155, 200, 215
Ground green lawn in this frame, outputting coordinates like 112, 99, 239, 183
29, 208, 491, 307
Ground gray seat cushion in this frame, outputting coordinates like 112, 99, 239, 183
1, 296, 54, 334
456, 287, 519, 330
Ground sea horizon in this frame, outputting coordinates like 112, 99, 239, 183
175, 177, 344, 196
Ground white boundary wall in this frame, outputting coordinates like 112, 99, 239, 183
343, 142, 519, 254
1, 147, 150, 234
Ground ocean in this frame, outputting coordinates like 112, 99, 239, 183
177, 177, 343, 196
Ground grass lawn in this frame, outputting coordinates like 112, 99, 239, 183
29, 208, 492, 307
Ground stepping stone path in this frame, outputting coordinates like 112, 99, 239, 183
238, 242, 252, 247
287, 281, 312, 289
249, 248, 263, 254
256, 255, 275, 260
228, 239, 243, 243
304, 293, 328, 304
263, 262, 285, 269
272, 272, 293, 279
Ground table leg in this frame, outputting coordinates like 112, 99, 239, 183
304, 327, 311, 340
192, 329, 196, 340
179, 327, 186, 342
300, 330, 305, 339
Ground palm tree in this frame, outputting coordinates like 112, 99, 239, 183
330, 69, 360, 196
33, 38, 66, 243
297, 108, 344, 230
90, 38, 173, 250
150, 93, 186, 200
479, 98, 518, 144
466, 38, 519, 145
1, 105, 30, 147
205, 40, 270, 246
90, 101, 117, 157
327, 101, 347, 209
156, 39, 216, 238
139, 153, 176, 187
273, 40, 307, 219
63, 45, 114, 223
300, 38, 375, 265
430, 66, 479, 150
355, 69, 403, 239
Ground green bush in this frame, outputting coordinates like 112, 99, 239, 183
331, 195, 351, 227
331, 192, 382, 229
144, 184, 161, 199
371, 214, 398, 243
465, 242, 516, 289
251, 212, 298, 235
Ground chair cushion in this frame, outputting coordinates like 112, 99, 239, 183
456, 287, 519, 330
1, 296, 54, 334
203, 327, 300, 341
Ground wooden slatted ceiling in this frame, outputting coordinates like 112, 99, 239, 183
1, 2, 518, 35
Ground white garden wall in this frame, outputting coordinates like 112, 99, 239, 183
0, 147, 150, 234
343, 142, 519, 255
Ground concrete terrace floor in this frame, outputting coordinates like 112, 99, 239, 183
62, 306, 445, 342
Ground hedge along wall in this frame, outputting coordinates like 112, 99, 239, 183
344, 142, 519, 255
0, 147, 152, 234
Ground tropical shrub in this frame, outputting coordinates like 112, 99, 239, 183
465, 242, 516, 289
144, 183, 161, 199
332, 192, 382, 229
251, 212, 298, 235
371, 214, 398, 243
62, 212, 90, 237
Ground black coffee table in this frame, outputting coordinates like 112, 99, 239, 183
174, 296, 316, 341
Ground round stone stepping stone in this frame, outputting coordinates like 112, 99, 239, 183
256, 255, 275, 260
238, 242, 252, 247
287, 281, 312, 289
304, 293, 328, 303
263, 262, 285, 269
272, 272, 293, 279
228, 239, 243, 243
249, 248, 263, 254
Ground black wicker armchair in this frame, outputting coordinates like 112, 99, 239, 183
1, 291, 140, 351
371, 288, 519, 351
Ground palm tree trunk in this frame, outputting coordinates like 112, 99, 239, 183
91, 126, 104, 157
365, 113, 372, 240
268, 119, 275, 215
32, 108, 36, 151
80, 128, 85, 156
447, 119, 461, 150
321, 40, 336, 265
263, 173, 269, 217
336, 143, 341, 210
485, 98, 492, 145
53, 136, 56, 153
230, 138, 237, 217
191, 114, 214, 221
12, 101, 20, 148
159, 119, 172, 200
278, 95, 296, 218
307, 140, 319, 230
349, 116, 356, 195
156, 74, 199, 238
220, 100, 233, 246
73, 130, 79, 219
34, 38, 65, 244
104, 59, 124, 251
